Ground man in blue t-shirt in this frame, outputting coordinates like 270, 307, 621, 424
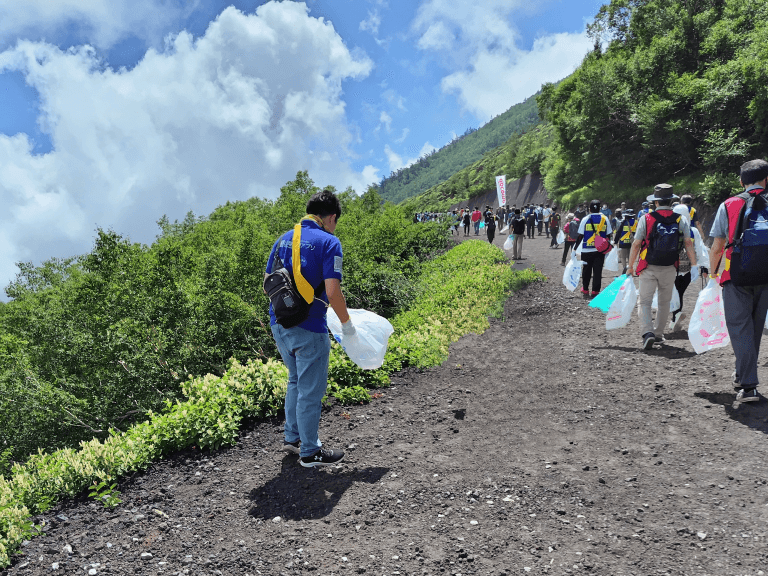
265, 189, 352, 467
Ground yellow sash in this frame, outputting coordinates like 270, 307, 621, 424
292, 215, 326, 304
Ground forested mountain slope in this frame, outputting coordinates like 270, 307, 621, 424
378, 92, 540, 204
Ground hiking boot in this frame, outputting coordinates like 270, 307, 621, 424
734, 387, 760, 407
642, 332, 655, 350
283, 440, 300, 455
300, 447, 345, 468
669, 312, 686, 331
654, 335, 665, 343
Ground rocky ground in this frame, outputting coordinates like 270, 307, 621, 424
5, 226, 768, 576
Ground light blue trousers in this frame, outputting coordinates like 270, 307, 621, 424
271, 324, 331, 457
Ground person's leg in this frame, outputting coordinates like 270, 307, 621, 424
279, 327, 332, 457
515, 235, 524, 259
724, 283, 766, 388
671, 272, 691, 318
582, 252, 595, 292
637, 268, 660, 338
562, 241, 572, 264
271, 323, 300, 444
591, 252, 606, 293
618, 248, 630, 274
488, 229, 495, 243
545, 224, 550, 238
653, 265, 677, 337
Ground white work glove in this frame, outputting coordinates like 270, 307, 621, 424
690, 266, 700, 282
341, 319, 356, 336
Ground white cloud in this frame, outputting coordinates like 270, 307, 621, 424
0, 2, 375, 294
385, 142, 436, 172
382, 89, 406, 111
0, 0, 193, 50
360, 9, 381, 36
442, 31, 593, 119
395, 128, 409, 143
411, 0, 592, 120
377, 111, 393, 134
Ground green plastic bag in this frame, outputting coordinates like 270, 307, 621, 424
589, 274, 627, 313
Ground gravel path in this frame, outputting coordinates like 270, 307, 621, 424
5, 228, 768, 576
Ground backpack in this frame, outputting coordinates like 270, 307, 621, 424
645, 212, 682, 266
263, 228, 325, 328
729, 191, 768, 286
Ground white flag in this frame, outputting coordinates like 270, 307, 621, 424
495, 175, 507, 207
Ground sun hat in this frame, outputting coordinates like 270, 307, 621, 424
646, 183, 679, 203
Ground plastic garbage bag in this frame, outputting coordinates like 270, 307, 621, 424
690, 265, 700, 282
562, 252, 584, 292
500, 224, 509, 234
604, 245, 619, 272
479, 221, 485, 229
589, 274, 626, 313
693, 228, 710, 266
574, 240, 583, 256
651, 287, 681, 313
503, 235, 513, 250
688, 278, 730, 354
556, 229, 565, 244
606, 276, 638, 330
327, 308, 394, 369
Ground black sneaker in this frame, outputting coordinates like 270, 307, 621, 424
300, 448, 345, 468
734, 388, 760, 406
283, 440, 300, 455
642, 332, 655, 350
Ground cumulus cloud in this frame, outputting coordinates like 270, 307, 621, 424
411, 0, 592, 120
377, 111, 393, 134
360, 9, 381, 36
0, 0, 192, 50
0, 2, 376, 294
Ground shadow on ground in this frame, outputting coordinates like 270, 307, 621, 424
247, 457, 389, 521
695, 391, 768, 433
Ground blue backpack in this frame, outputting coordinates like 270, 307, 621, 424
730, 191, 768, 286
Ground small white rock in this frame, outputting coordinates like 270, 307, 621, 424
469, 520, 478, 525
697, 532, 707, 540
51, 563, 59, 570
272, 516, 282, 523
88, 570, 98, 576
141, 552, 153, 560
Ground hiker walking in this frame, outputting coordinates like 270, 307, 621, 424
549, 208, 561, 248
526, 206, 536, 238
485, 206, 496, 244
627, 184, 698, 351
574, 199, 613, 298
471, 206, 482, 235
561, 213, 579, 265
510, 208, 526, 259
708, 159, 768, 404
613, 208, 637, 274
462, 210, 471, 236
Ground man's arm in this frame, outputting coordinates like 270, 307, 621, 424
626, 238, 643, 276
709, 237, 727, 275
683, 237, 697, 267
325, 278, 350, 324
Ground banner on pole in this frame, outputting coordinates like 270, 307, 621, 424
495, 175, 507, 207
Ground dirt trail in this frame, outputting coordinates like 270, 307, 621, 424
6, 226, 768, 576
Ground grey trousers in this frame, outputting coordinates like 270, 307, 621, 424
618, 247, 630, 272
638, 264, 677, 337
512, 234, 524, 259
723, 282, 768, 387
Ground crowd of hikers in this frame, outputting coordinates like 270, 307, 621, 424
419, 160, 768, 409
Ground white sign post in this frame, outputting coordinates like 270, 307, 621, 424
495, 175, 507, 207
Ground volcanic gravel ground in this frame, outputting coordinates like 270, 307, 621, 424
6, 226, 768, 576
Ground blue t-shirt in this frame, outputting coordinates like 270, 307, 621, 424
266, 219, 343, 333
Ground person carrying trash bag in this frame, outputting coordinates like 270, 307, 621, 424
510, 208, 527, 259
708, 159, 768, 405
484, 205, 496, 244
574, 199, 613, 298
627, 184, 699, 351
263, 189, 349, 467
613, 208, 636, 274
561, 213, 579, 266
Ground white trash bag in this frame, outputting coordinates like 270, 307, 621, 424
651, 286, 681, 313
327, 308, 394, 370
606, 276, 637, 330
500, 224, 509, 234
562, 252, 584, 292
693, 228, 710, 266
556, 229, 565, 244
604, 245, 619, 272
503, 235, 514, 250
688, 278, 730, 354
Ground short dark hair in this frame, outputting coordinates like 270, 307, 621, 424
307, 189, 341, 219
740, 159, 768, 185
589, 199, 601, 213
680, 194, 693, 205
515, 209, 521, 214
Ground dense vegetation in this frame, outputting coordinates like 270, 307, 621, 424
0, 172, 449, 466
378, 92, 540, 204
0, 240, 542, 568
539, 0, 768, 206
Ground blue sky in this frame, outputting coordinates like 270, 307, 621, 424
0, 0, 603, 295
